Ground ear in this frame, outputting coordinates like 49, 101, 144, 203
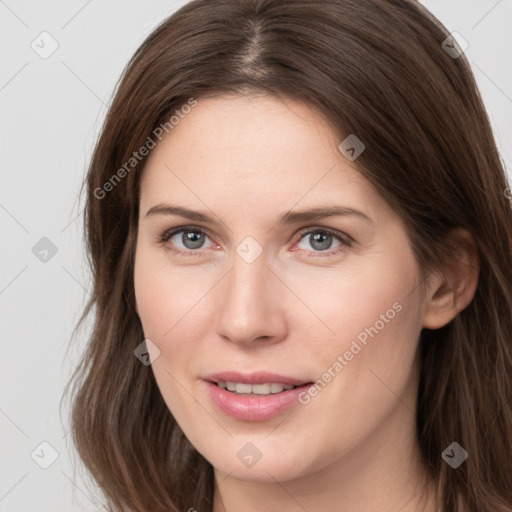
422, 228, 480, 330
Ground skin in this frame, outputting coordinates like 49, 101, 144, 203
133, 94, 479, 512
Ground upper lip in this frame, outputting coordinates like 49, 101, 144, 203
203, 371, 312, 386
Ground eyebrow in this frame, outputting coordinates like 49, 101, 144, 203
145, 203, 373, 226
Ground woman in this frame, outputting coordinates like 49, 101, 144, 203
63, 1, 512, 511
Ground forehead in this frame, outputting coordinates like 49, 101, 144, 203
146, 94, 338, 164
139, 94, 383, 219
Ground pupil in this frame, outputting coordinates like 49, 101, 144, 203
183, 231, 204, 249
311, 232, 332, 250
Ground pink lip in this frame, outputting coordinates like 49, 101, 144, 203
202, 372, 313, 422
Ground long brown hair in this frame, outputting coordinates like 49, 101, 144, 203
62, 1, 512, 510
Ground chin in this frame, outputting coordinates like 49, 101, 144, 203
201, 440, 317, 483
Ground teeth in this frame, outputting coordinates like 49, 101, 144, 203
217, 381, 298, 395
236, 383, 252, 394
252, 383, 271, 394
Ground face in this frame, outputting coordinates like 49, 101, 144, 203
134, 94, 429, 483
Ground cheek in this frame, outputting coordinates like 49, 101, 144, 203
296, 249, 424, 417
292, 255, 420, 357
320, 275, 422, 418
289, 276, 423, 465
133, 253, 207, 420
134, 248, 211, 343
133, 250, 221, 418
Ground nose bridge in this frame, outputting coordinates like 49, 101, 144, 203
227, 232, 269, 298
215, 241, 285, 343
225, 248, 269, 316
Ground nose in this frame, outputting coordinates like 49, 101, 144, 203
215, 250, 288, 346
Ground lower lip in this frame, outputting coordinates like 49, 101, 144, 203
204, 381, 312, 421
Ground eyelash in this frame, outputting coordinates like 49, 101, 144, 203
156, 225, 353, 259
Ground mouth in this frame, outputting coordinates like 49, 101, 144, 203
213, 381, 302, 396
202, 372, 314, 421
203, 371, 312, 393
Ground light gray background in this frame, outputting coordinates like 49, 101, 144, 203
1, 1, 511, 511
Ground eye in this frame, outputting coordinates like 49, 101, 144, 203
157, 226, 216, 255
294, 227, 352, 258
156, 225, 353, 258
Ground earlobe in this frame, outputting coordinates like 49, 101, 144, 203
422, 229, 480, 330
